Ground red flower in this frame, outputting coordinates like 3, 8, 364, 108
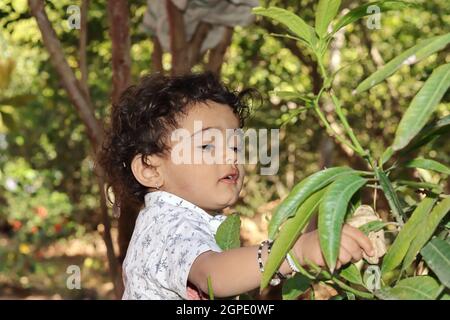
12, 220, 22, 231
36, 206, 48, 219
31, 226, 39, 234
54, 223, 62, 233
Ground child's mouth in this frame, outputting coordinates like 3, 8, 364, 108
219, 171, 239, 184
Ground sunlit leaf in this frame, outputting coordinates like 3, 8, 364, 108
262, 189, 325, 290
253, 7, 317, 46
356, 33, 450, 93
215, 214, 241, 250
318, 174, 367, 271
405, 158, 450, 175
392, 63, 450, 151
402, 197, 450, 271
269, 167, 355, 239
381, 197, 437, 275
315, 0, 341, 38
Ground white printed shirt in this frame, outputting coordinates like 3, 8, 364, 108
122, 190, 226, 300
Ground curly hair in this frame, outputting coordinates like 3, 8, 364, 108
97, 72, 255, 206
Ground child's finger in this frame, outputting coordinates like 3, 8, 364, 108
342, 224, 375, 256
338, 246, 352, 265
340, 236, 363, 262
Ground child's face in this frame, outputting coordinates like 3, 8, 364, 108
159, 101, 244, 214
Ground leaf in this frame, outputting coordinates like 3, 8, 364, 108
356, 33, 450, 93
405, 158, 450, 175
339, 263, 364, 286
315, 0, 341, 38
392, 63, 450, 151
402, 197, 450, 271
262, 189, 326, 290
282, 274, 312, 300
333, 0, 419, 34
375, 169, 405, 225
207, 276, 214, 300
271, 90, 313, 103
318, 174, 367, 272
380, 146, 394, 166
375, 276, 442, 300
253, 7, 317, 46
421, 238, 450, 288
215, 214, 241, 250
381, 197, 437, 275
268, 166, 355, 239
359, 221, 390, 235
401, 115, 450, 155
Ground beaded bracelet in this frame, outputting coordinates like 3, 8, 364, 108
257, 240, 287, 286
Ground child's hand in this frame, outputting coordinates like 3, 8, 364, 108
293, 224, 375, 270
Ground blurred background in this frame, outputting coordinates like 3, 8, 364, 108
0, 0, 448, 299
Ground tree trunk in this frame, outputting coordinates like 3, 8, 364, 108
107, 0, 133, 298
28, 0, 123, 299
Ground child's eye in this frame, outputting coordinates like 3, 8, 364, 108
200, 144, 214, 151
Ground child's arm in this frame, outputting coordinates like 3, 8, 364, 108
189, 224, 374, 297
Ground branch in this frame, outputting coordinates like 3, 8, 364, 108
28, 0, 103, 149
206, 26, 233, 75
79, 0, 90, 100
187, 22, 211, 67
152, 36, 164, 73
259, 19, 322, 94
166, 0, 189, 75
107, 0, 132, 104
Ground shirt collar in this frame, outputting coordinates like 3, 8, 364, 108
144, 190, 226, 230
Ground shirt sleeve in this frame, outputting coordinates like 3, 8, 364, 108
156, 216, 223, 299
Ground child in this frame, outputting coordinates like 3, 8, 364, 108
98, 72, 374, 300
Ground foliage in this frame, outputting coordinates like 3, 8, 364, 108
254, 0, 449, 300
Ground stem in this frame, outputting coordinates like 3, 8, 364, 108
313, 99, 359, 153
331, 277, 374, 299
289, 250, 316, 280
330, 93, 367, 157
395, 180, 443, 192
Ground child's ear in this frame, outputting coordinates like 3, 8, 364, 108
131, 154, 164, 189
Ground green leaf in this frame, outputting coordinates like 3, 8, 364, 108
359, 221, 390, 235
392, 63, 450, 151
315, 0, 341, 38
381, 197, 437, 275
282, 274, 312, 300
421, 238, 450, 288
375, 169, 405, 225
333, 1, 419, 34
339, 263, 364, 286
268, 166, 355, 239
262, 189, 326, 290
318, 174, 367, 272
271, 91, 313, 103
207, 276, 214, 300
380, 146, 394, 166
253, 7, 317, 46
405, 158, 450, 175
356, 33, 450, 93
401, 115, 450, 155
376, 276, 442, 300
402, 197, 450, 271
215, 214, 241, 250
440, 293, 450, 300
